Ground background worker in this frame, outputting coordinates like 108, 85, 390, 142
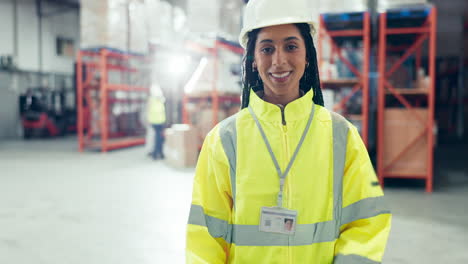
147, 85, 166, 160
186, 0, 391, 263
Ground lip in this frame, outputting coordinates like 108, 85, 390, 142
269, 71, 292, 83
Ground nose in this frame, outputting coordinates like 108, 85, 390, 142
272, 49, 286, 66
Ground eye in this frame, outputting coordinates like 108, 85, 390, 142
260, 47, 274, 54
286, 45, 298, 51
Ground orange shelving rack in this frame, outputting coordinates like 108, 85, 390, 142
377, 5, 437, 192
182, 39, 243, 128
318, 11, 371, 147
76, 48, 150, 152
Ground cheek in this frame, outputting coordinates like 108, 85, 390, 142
295, 57, 307, 73
255, 57, 269, 69
257, 60, 272, 77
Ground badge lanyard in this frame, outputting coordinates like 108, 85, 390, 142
248, 104, 315, 207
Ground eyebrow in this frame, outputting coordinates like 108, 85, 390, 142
284, 36, 300, 41
259, 36, 300, 44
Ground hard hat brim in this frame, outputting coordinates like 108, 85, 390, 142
239, 20, 316, 49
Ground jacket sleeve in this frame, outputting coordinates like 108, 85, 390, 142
186, 126, 233, 264
334, 125, 392, 264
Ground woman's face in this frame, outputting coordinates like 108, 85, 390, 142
254, 24, 307, 102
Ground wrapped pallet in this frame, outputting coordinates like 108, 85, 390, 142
184, 49, 241, 96
81, 0, 152, 53
128, 1, 149, 54
378, 0, 428, 11
186, 0, 220, 36
80, 0, 129, 50
186, 0, 242, 41
145, 0, 176, 45
319, 0, 367, 13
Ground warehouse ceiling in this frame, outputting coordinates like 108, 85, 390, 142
45, 0, 245, 11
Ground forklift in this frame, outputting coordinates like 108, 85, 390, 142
19, 87, 75, 138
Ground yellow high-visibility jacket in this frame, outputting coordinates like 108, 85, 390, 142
186, 89, 391, 264
147, 97, 166, 125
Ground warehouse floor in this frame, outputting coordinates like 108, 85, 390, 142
0, 137, 467, 264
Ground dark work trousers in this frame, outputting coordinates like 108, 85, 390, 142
152, 124, 164, 159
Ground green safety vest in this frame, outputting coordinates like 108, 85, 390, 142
147, 97, 166, 125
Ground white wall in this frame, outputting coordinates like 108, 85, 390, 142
0, 0, 14, 56
0, 72, 20, 140
0, 0, 80, 74
0, 0, 79, 139
16, 0, 40, 71
41, 6, 80, 73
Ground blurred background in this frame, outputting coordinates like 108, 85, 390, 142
0, 0, 467, 263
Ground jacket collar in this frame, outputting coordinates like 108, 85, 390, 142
249, 88, 315, 124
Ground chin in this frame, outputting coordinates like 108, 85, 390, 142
269, 85, 297, 95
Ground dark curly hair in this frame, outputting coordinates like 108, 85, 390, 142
240, 23, 324, 108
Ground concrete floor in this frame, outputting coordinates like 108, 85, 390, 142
0, 137, 467, 264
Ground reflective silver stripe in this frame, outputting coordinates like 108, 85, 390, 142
189, 203, 336, 246
341, 196, 391, 225
232, 220, 336, 246
219, 114, 238, 207
331, 112, 349, 236
334, 254, 381, 264
188, 204, 232, 242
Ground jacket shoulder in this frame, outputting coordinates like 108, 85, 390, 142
202, 111, 240, 150
216, 112, 240, 147
314, 106, 355, 142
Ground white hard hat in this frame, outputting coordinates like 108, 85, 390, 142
239, 0, 317, 49
150, 84, 164, 98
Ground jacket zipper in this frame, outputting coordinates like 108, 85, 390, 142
281, 106, 287, 126
280, 106, 292, 263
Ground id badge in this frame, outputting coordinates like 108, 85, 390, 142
259, 207, 297, 235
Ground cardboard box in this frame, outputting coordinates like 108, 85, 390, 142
383, 108, 431, 175
164, 125, 199, 168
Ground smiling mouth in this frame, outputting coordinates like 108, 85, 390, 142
270, 71, 292, 82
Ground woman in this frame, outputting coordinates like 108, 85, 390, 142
186, 0, 391, 263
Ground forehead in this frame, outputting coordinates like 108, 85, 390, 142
256, 24, 303, 43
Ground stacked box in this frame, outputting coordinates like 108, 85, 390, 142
320, 0, 367, 13
186, 0, 243, 41
128, 1, 149, 54
145, 0, 174, 45
185, 49, 242, 95
386, 56, 412, 88
80, 0, 129, 51
216, 49, 242, 95
196, 108, 228, 140
164, 125, 199, 168
81, 0, 151, 53
383, 108, 430, 175
378, 0, 428, 11
186, 0, 220, 36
